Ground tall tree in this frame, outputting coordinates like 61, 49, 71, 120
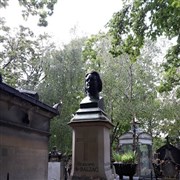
157, 91, 180, 147
37, 37, 87, 152
83, 33, 162, 143
0, 0, 57, 26
107, 0, 180, 95
0, 18, 54, 89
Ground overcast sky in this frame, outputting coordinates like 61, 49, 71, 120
0, 0, 122, 45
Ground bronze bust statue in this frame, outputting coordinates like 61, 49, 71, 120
85, 71, 102, 99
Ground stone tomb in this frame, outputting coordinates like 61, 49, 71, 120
0, 80, 59, 180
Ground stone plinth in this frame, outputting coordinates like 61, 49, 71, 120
68, 97, 113, 180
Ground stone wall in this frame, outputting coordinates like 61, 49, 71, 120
0, 126, 49, 180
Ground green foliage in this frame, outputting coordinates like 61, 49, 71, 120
82, 32, 107, 72
37, 37, 87, 152
176, 87, 180, 98
158, 41, 180, 93
83, 33, 163, 140
82, 32, 180, 152
113, 152, 122, 162
0, 18, 54, 89
0, 0, 57, 26
152, 137, 165, 152
157, 96, 180, 140
107, 0, 180, 94
113, 151, 137, 164
121, 151, 136, 164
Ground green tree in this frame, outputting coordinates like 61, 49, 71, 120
0, 18, 54, 89
37, 37, 87, 152
83, 33, 163, 149
107, 0, 180, 94
157, 92, 180, 147
0, 0, 57, 26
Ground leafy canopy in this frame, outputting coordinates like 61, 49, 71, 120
83, 33, 162, 140
38, 37, 87, 152
0, 18, 54, 88
107, 0, 180, 94
0, 0, 57, 26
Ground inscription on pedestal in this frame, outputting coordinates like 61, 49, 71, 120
75, 162, 98, 172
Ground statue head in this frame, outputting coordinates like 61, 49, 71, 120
85, 71, 102, 99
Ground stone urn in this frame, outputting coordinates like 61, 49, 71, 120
113, 162, 137, 180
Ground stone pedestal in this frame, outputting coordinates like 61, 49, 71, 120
68, 97, 113, 180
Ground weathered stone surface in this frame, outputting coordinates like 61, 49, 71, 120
0, 126, 49, 180
0, 82, 58, 180
69, 122, 113, 180
48, 162, 61, 180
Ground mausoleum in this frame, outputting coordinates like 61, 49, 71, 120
0, 77, 59, 180
119, 118, 153, 178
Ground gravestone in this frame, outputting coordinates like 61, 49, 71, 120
48, 162, 61, 180
48, 146, 63, 180
68, 71, 113, 180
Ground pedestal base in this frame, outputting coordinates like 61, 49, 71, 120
68, 96, 114, 180
69, 121, 113, 180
